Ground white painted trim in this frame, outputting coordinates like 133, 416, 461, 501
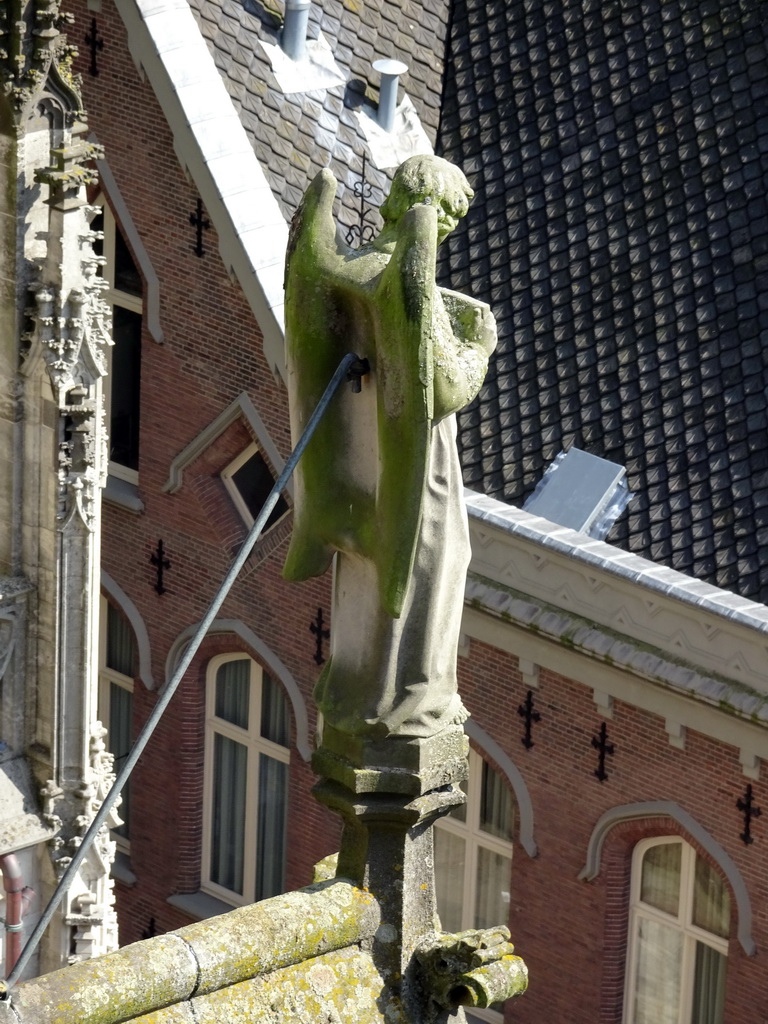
461, 603, 768, 760
578, 801, 755, 956
101, 571, 154, 690
93, 154, 163, 343
465, 489, 768, 700
113, 0, 288, 380
165, 618, 310, 760
464, 719, 537, 858
162, 392, 290, 497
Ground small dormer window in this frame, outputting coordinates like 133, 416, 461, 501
222, 444, 288, 532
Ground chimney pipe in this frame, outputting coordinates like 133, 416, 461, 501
373, 59, 408, 132
282, 0, 311, 61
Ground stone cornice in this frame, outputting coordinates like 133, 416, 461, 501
466, 490, 768, 697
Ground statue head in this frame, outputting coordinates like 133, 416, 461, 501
380, 156, 473, 243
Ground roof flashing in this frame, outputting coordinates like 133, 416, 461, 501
259, 30, 346, 94
523, 448, 631, 540
355, 93, 433, 170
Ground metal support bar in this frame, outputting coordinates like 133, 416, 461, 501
1, 352, 364, 995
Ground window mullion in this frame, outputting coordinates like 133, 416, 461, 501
243, 727, 258, 905
678, 933, 695, 1024
464, 825, 477, 931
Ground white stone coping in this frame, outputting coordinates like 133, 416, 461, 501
464, 488, 768, 703
115, 0, 289, 381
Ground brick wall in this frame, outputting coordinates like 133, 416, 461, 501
458, 638, 765, 1024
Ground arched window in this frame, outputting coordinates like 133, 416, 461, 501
624, 837, 730, 1024
434, 749, 514, 932
202, 655, 290, 906
98, 596, 137, 852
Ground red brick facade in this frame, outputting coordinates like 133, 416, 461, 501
458, 638, 764, 1023
62, 4, 765, 1021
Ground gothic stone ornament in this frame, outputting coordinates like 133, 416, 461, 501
415, 927, 528, 1011
0, 0, 82, 121
284, 155, 497, 743
61, 723, 119, 962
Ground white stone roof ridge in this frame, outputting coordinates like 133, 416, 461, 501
464, 488, 768, 634
115, 0, 288, 379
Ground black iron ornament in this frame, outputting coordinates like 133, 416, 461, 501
189, 198, 210, 257
150, 539, 171, 595
591, 721, 615, 782
736, 783, 761, 845
344, 153, 375, 248
517, 690, 541, 750
309, 606, 330, 665
85, 18, 104, 77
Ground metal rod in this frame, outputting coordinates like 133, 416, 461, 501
2, 351, 362, 994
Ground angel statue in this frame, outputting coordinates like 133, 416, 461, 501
283, 155, 497, 742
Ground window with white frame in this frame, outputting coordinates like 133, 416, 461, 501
92, 199, 143, 481
221, 444, 289, 532
434, 749, 514, 1023
624, 837, 730, 1024
202, 655, 290, 905
98, 597, 136, 851
434, 749, 514, 932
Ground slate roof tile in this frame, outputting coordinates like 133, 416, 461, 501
189, 0, 448, 225
438, 0, 768, 602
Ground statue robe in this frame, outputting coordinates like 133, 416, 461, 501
283, 169, 495, 739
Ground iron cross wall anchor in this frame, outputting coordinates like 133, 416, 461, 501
736, 783, 761, 845
591, 721, 615, 782
309, 607, 330, 665
517, 690, 541, 750
150, 539, 171, 595
85, 18, 104, 76
189, 198, 210, 257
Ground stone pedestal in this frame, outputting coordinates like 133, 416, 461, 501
313, 726, 469, 1022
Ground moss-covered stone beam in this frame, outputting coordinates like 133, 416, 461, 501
0, 881, 380, 1024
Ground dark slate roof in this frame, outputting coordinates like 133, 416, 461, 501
188, 0, 449, 231
438, 0, 768, 603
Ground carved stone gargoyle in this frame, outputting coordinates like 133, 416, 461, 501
415, 926, 528, 1012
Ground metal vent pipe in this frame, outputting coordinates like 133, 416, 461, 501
373, 58, 408, 132
282, 0, 311, 60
